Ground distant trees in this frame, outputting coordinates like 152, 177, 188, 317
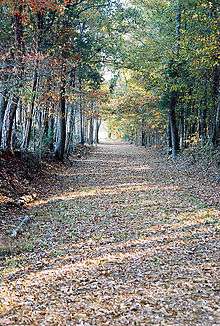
104, 0, 220, 156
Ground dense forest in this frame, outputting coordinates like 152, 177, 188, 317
1, 1, 220, 324
0, 0, 219, 161
106, 0, 220, 160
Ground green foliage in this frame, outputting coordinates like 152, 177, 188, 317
101, 0, 219, 148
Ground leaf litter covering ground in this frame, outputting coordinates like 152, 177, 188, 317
0, 143, 220, 325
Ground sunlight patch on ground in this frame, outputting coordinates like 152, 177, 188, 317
30, 183, 180, 208
1, 144, 219, 325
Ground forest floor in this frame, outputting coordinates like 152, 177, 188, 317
0, 142, 220, 325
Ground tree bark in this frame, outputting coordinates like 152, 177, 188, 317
65, 104, 76, 154
199, 107, 207, 146
95, 118, 101, 144
88, 116, 94, 145
0, 89, 8, 145
169, 91, 179, 158
79, 93, 85, 145
1, 6, 25, 153
1, 96, 19, 153
212, 82, 220, 147
179, 106, 185, 149
48, 115, 55, 151
21, 62, 38, 151
212, 66, 220, 147
167, 1, 181, 158
55, 70, 66, 161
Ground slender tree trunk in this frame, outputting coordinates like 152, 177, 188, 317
169, 91, 179, 158
167, 122, 172, 151
214, 95, 220, 147
84, 118, 88, 143
179, 106, 185, 149
79, 82, 85, 145
55, 67, 66, 160
1, 6, 25, 153
1, 96, 19, 153
95, 118, 101, 144
199, 79, 208, 145
88, 116, 94, 145
212, 66, 220, 147
167, 1, 181, 158
65, 104, 76, 154
0, 89, 8, 145
69, 106, 76, 153
199, 107, 207, 146
21, 62, 39, 150
141, 115, 145, 146
212, 82, 220, 147
48, 114, 55, 151
44, 108, 49, 138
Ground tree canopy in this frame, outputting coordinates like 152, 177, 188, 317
0, 0, 219, 159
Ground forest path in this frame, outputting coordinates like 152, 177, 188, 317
1, 143, 220, 325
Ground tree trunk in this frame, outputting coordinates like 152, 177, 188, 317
169, 91, 179, 158
167, 122, 172, 150
199, 107, 207, 146
95, 118, 101, 144
84, 118, 88, 143
48, 115, 55, 151
179, 106, 185, 149
212, 83, 220, 147
79, 78, 85, 145
212, 66, 220, 147
1, 96, 19, 153
21, 63, 38, 151
167, 1, 181, 158
65, 104, 76, 154
88, 116, 94, 145
1, 6, 24, 153
55, 73, 66, 161
0, 89, 8, 145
